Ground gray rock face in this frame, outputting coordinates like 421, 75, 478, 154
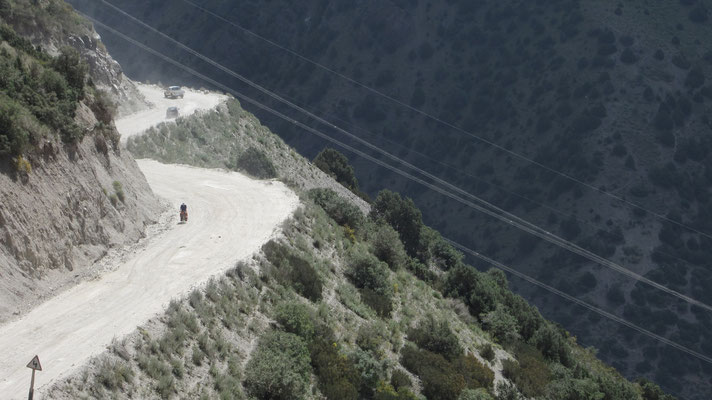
0, 3, 160, 321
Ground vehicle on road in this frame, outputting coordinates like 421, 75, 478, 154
164, 85, 185, 99
180, 203, 188, 223
166, 106, 179, 119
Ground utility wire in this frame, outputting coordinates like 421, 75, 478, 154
92, 1, 712, 313
179, 0, 712, 243
447, 240, 712, 365
82, 14, 712, 368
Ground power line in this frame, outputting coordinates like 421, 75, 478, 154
83, 12, 712, 372
92, 0, 712, 314
179, 0, 712, 243
447, 240, 712, 366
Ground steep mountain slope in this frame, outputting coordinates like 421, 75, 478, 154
0, 1, 160, 322
68, 0, 712, 398
48, 96, 673, 400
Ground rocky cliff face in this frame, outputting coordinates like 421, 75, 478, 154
0, 0, 161, 322
2, 0, 149, 115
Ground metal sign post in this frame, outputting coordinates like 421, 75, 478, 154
26, 355, 42, 400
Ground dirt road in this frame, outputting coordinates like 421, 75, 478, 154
0, 83, 298, 398
115, 84, 227, 142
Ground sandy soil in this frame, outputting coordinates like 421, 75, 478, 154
0, 160, 298, 398
115, 83, 228, 142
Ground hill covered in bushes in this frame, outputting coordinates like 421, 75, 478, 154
51, 95, 675, 399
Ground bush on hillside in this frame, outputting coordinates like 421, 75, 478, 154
501, 345, 551, 398
262, 240, 323, 301
367, 222, 408, 270
0, 29, 88, 154
401, 344, 466, 400
243, 331, 311, 400
361, 287, 394, 317
423, 227, 464, 270
455, 354, 495, 389
406, 257, 438, 283
52, 46, 87, 97
458, 388, 494, 400
347, 247, 394, 316
390, 369, 412, 391
370, 190, 424, 258
374, 382, 419, 400
313, 147, 360, 190
234, 146, 277, 179
308, 188, 364, 229
408, 315, 463, 360
481, 304, 521, 343
347, 246, 392, 295
275, 302, 315, 340
531, 324, 570, 363
310, 336, 361, 400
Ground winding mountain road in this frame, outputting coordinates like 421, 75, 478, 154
0, 85, 299, 398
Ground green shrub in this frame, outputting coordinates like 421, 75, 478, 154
308, 188, 364, 228
374, 381, 419, 400
390, 369, 412, 390
346, 247, 394, 316
96, 359, 133, 390
262, 240, 323, 301
445, 266, 505, 317
360, 287, 394, 317
502, 344, 551, 398
112, 181, 125, 203
347, 246, 392, 295
481, 304, 520, 343
234, 146, 277, 179
408, 315, 463, 360
310, 337, 361, 400
459, 388, 494, 400
370, 190, 424, 258
401, 344, 466, 400
425, 228, 464, 270
313, 147, 360, 191
480, 343, 495, 362
275, 302, 315, 340
455, 354, 494, 389
406, 258, 437, 283
368, 222, 408, 270
357, 322, 387, 353
531, 324, 570, 363
52, 46, 87, 96
350, 348, 388, 397
495, 382, 521, 400
244, 331, 312, 400
0, 96, 31, 156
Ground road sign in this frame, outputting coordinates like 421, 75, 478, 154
26, 355, 42, 400
26, 355, 42, 371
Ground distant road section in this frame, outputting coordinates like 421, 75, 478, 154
0, 82, 297, 398
115, 83, 228, 142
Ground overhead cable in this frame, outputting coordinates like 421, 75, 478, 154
92, 2, 712, 313
82, 14, 712, 368
178, 0, 712, 242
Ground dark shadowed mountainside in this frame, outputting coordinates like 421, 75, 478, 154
68, 0, 712, 398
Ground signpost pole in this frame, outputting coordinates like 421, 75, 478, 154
26, 355, 42, 400
28, 369, 35, 400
